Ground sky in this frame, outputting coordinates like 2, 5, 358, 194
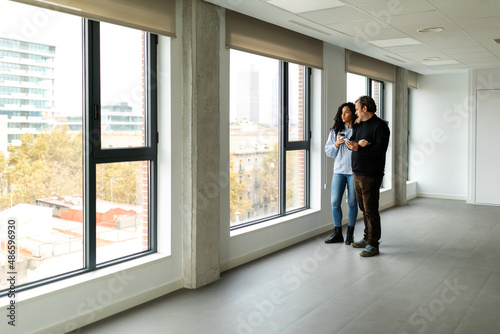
0, 0, 143, 116
230, 49, 304, 126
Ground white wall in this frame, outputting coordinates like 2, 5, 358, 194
468, 68, 500, 204
409, 73, 469, 199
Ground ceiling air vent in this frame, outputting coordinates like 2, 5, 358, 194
417, 27, 444, 33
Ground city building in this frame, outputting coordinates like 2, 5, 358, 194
1, 37, 143, 155
0, 36, 55, 154
55, 102, 145, 148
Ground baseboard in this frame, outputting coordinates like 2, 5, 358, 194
380, 200, 396, 211
407, 193, 418, 200
417, 193, 467, 200
36, 279, 183, 334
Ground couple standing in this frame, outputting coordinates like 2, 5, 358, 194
324, 96, 390, 257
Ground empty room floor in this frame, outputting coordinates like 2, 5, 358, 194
75, 198, 500, 334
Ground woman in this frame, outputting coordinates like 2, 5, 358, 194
324, 102, 358, 244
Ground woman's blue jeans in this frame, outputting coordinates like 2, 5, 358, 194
331, 173, 358, 227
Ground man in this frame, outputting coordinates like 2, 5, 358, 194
346, 96, 390, 257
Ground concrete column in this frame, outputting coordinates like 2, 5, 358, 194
181, 0, 220, 288
394, 67, 408, 205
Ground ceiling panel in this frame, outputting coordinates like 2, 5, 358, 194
425, 64, 467, 70
388, 10, 449, 29
299, 6, 374, 24
453, 52, 497, 60
441, 46, 489, 55
428, 0, 500, 19
384, 44, 437, 54
420, 37, 482, 50
461, 60, 500, 68
342, 0, 390, 5
354, 0, 435, 16
477, 38, 500, 54
468, 28, 500, 40
396, 50, 450, 61
456, 17, 500, 31
328, 25, 408, 42
325, 19, 396, 37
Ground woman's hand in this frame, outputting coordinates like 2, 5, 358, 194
335, 135, 345, 147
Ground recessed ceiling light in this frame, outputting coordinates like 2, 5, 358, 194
423, 57, 441, 61
494, 39, 500, 44
417, 27, 444, 33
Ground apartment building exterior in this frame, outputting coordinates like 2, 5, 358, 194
0, 36, 55, 154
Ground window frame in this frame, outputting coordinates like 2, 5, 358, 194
367, 78, 385, 119
85, 19, 158, 270
0, 18, 158, 295
230, 55, 311, 230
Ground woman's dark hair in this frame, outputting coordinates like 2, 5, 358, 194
331, 102, 356, 134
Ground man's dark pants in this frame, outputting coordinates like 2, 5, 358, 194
354, 174, 383, 247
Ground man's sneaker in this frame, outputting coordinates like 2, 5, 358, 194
351, 239, 368, 248
360, 245, 379, 257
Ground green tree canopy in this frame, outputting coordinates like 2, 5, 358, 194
0, 126, 140, 211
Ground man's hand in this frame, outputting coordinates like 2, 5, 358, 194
346, 140, 359, 151
346, 139, 370, 151
358, 139, 371, 147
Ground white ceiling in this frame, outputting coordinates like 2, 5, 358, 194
203, 0, 500, 75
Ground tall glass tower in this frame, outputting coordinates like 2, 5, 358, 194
0, 36, 55, 154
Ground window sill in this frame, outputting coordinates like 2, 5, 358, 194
4, 252, 171, 306
230, 208, 321, 238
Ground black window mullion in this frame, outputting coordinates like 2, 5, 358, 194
93, 148, 156, 163
84, 19, 100, 271
279, 61, 288, 215
304, 67, 311, 209
285, 141, 310, 150
149, 160, 158, 251
146, 33, 158, 252
146, 33, 158, 149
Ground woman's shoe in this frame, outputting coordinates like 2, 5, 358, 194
324, 227, 344, 243
345, 226, 354, 245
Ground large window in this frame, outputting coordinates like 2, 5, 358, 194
346, 72, 385, 119
0, 1, 157, 294
229, 50, 310, 229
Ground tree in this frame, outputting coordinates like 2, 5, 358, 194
255, 143, 298, 213
0, 127, 82, 209
0, 126, 140, 211
257, 143, 279, 212
96, 161, 143, 205
229, 154, 252, 222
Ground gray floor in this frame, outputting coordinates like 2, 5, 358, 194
76, 198, 500, 334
